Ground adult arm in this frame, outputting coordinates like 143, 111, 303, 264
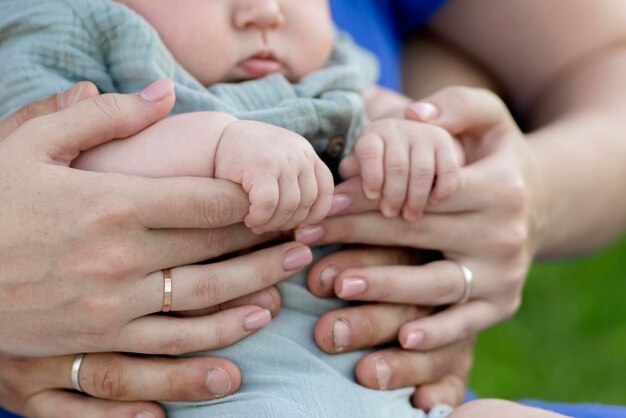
428, 0, 626, 257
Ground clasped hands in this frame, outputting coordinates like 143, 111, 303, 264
0, 83, 537, 417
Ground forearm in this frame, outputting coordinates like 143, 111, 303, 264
528, 47, 626, 258
73, 111, 237, 177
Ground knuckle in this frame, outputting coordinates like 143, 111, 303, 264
203, 229, 231, 257
91, 356, 128, 399
430, 278, 458, 304
164, 329, 192, 355
165, 369, 192, 399
386, 160, 408, 178
194, 273, 223, 308
200, 192, 237, 227
409, 165, 433, 184
496, 222, 528, 256
92, 94, 125, 126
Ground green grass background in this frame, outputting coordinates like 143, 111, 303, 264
470, 234, 626, 404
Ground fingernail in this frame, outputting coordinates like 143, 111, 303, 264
363, 187, 381, 201
243, 309, 272, 331
283, 246, 313, 270
402, 208, 420, 222
380, 202, 398, 218
319, 265, 339, 294
134, 413, 155, 418
249, 290, 276, 311
374, 356, 392, 390
140, 78, 174, 102
57, 83, 83, 110
294, 226, 324, 245
408, 101, 439, 121
328, 193, 352, 216
337, 278, 367, 299
332, 318, 350, 352
206, 367, 232, 397
403, 330, 425, 349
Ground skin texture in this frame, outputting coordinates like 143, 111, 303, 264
116, 0, 334, 85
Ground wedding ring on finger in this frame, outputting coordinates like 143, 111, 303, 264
70, 353, 86, 393
162, 268, 172, 312
456, 262, 474, 304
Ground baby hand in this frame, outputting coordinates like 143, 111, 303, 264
344, 119, 461, 221
215, 120, 334, 233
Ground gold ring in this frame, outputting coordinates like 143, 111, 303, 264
162, 268, 172, 312
70, 353, 86, 392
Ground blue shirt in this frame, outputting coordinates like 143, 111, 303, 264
331, 0, 448, 90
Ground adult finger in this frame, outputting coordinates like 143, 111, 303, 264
25, 390, 163, 418
314, 304, 430, 354
412, 374, 468, 411
117, 306, 273, 355
135, 242, 311, 315
399, 300, 502, 351
0, 81, 99, 141
143, 223, 276, 270
296, 210, 473, 251
353, 337, 473, 393
405, 86, 512, 137
306, 246, 419, 297
74, 353, 240, 401
177, 286, 281, 317
12, 79, 175, 164
333, 261, 466, 305
124, 176, 252, 229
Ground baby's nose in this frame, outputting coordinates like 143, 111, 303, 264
233, 0, 285, 31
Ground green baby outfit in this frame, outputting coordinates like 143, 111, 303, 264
0, 1, 452, 417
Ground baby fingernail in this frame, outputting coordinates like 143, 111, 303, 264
283, 246, 313, 270
140, 78, 174, 102
243, 309, 271, 331
319, 265, 339, 294
337, 278, 367, 298
374, 356, 392, 390
364, 187, 381, 201
328, 193, 352, 215
408, 101, 439, 121
134, 413, 155, 418
206, 367, 232, 397
332, 318, 351, 352
380, 202, 397, 218
294, 226, 324, 245
403, 330, 425, 349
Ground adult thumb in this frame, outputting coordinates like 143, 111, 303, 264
16, 79, 175, 165
0, 81, 98, 141
404, 86, 512, 137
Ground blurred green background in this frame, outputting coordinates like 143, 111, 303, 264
470, 234, 626, 404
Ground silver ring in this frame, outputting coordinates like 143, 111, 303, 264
70, 353, 86, 392
456, 262, 473, 304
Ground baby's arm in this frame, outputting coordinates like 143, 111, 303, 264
73, 111, 334, 232
342, 87, 463, 221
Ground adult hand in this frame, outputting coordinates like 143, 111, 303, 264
0, 81, 313, 356
307, 247, 474, 409
298, 86, 536, 352
0, 315, 271, 418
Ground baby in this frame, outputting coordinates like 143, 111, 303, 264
0, 0, 460, 416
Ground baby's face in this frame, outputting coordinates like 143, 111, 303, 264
117, 0, 334, 86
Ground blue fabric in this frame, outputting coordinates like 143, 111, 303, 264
330, 0, 448, 90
